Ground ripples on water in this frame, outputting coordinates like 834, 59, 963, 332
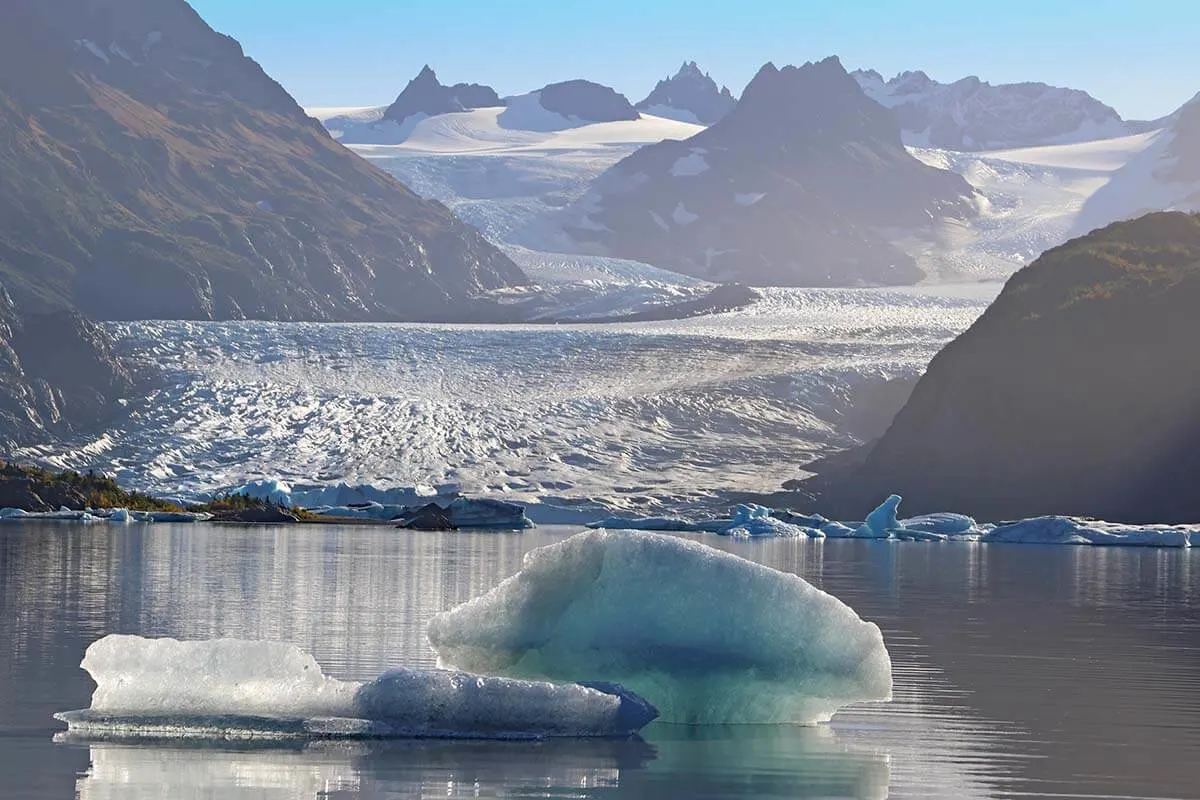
1, 524, 1196, 799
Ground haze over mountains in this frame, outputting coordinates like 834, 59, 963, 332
561, 58, 979, 286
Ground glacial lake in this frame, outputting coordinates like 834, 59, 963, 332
1, 523, 1197, 799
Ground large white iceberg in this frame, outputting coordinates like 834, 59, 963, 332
427, 531, 893, 724
55, 635, 657, 740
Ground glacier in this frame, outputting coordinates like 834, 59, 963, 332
427, 530, 893, 724
55, 635, 657, 740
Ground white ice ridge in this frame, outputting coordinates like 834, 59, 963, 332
55, 635, 657, 740
427, 531, 893, 724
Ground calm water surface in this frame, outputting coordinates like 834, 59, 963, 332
1, 524, 1197, 799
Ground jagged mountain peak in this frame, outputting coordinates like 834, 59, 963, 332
383, 65, 501, 124
635, 60, 735, 125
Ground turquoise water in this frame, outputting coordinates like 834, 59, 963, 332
1, 523, 1197, 799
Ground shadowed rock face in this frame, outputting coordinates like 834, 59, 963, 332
826, 212, 1200, 524
564, 57, 977, 287
382, 65, 502, 125
0, 285, 136, 448
536, 80, 640, 123
635, 61, 736, 125
0, 0, 525, 324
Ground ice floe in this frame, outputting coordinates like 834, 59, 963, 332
428, 530, 893, 724
592, 494, 1197, 548
56, 635, 657, 741
0, 507, 211, 523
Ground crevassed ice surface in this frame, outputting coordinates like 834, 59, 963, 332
23, 285, 995, 513
428, 530, 893, 723
64, 634, 655, 739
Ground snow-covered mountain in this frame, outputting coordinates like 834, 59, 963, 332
1073, 93, 1200, 235
635, 61, 736, 125
561, 57, 978, 287
853, 69, 1137, 150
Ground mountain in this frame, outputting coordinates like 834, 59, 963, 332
635, 61, 736, 125
1073, 94, 1200, 235
819, 212, 1200, 524
0, 0, 525, 325
498, 80, 640, 131
381, 66, 501, 125
562, 57, 978, 287
852, 69, 1135, 150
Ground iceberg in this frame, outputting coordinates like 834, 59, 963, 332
855, 495, 902, 538
981, 517, 1193, 547
55, 635, 657, 741
427, 531, 893, 724
725, 504, 818, 538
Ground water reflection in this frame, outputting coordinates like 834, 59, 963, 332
4, 524, 1198, 799
68, 726, 889, 800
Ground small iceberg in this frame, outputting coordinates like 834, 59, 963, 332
55, 635, 657, 741
981, 517, 1194, 547
428, 530, 893, 724
585, 494, 1196, 548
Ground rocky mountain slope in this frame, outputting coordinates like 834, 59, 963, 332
1073, 94, 1200, 235
853, 69, 1136, 150
0, 0, 525, 325
563, 57, 978, 286
635, 61, 736, 125
822, 212, 1200, 523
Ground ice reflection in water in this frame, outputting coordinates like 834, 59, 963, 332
69, 728, 889, 800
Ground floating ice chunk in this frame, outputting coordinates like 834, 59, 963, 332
586, 515, 706, 532
669, 149, 710, 177
901, 512, 978, 535
445, 497, 533, 529
428, 531, 893, 724
855, 495, 902, 538
981, 517, 1193, 547
725, 504, 814, 538
56, 635, 657, 740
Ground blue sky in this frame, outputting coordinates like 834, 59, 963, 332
190, 0, 1197, 119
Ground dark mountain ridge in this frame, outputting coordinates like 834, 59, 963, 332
816, 212, 1200, 524
0, 0, 525, 323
